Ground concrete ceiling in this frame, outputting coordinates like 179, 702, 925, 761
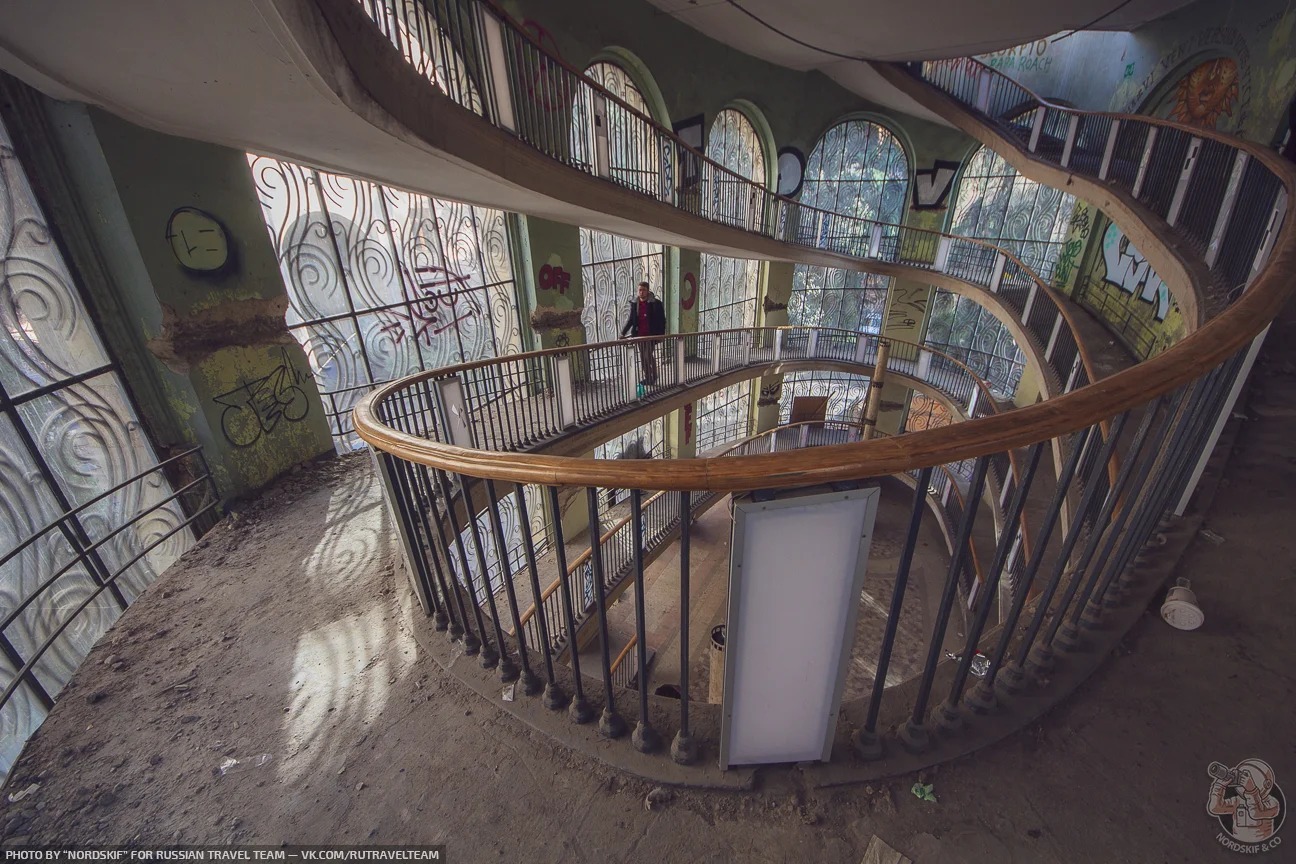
643, 0, 1197, 127
645, 0, 1198, 65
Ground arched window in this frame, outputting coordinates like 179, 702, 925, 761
923, 290, 1025, 396
800, 118, 909, 223
696, 108, 768, 451
572, 61, 663, 197
949, 146, 1076, 281
789, 120, 906, 333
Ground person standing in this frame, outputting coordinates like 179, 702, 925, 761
620, 281, 666, 385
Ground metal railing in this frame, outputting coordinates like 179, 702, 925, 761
347, 0, 1097, 397
0, 448, 220, 761
907, 58, 1287, 304
350, 4, 1294, 775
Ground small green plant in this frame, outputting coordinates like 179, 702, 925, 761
911, 782, 937, 803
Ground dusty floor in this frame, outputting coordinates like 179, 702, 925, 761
1, 314, 1294, 860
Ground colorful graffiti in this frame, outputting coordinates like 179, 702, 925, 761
1170, 58, 1241, 128
1100, 224, 1170, 321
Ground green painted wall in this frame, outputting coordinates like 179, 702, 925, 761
48, 107, 332, 501
500, 0, 973, 174
516, 214, 588, 352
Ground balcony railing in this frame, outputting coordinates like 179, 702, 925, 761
339, 0, 1099, 398
346, 0, 1295, 779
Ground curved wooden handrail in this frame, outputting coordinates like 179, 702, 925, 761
608, 632, 639, 679
352, 1, 1296, 493
350, 0, 1101, 392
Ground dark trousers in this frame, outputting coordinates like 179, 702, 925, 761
637, 340, 659, 384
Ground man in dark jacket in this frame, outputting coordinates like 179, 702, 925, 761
620, 281, 667, 385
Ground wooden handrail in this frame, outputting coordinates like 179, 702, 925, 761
608, 632, 639, 679
514, 489, 668, 633
352, 5, 1296, 493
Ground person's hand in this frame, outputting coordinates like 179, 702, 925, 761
1242, 773, 1260, 794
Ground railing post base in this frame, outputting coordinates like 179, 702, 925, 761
852, 728, 884, 762
498, 656, 520, 682
1025, 642, 1055, 675
1078, 604, 1106, 631
462, 632, 482, 656
671, 732, 699, 765
543, 683, 570, 711
632, 720, 663, 754
519, 669, 544, 696
936, 702, 966, 734
965, 681, 998, 714
433, 610, 449, 632
448, 620, 465, 641
569, 696, 596, 724
1053, 622, 1084, 653
898, 720, 932, 753
479, 644, 500, 670
599, 706, 628, 739
996, 662, 1027, 695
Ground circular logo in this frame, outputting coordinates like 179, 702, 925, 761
680, 272, 697, 311
1208, 759, 1286, 853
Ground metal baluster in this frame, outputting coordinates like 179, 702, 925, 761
586, 487, 627, 738
901, 455, 990, 752
546, 487, 595, 724
941, 442, 1044, 724
671, 492, 697, 752
1009, 412, 1130, 678
485, 481, 541, 695
433, 469, 489, 660
628, 489, 662, 753
854, 465, 933, 760
516, 487, 566, 709
461, 477, 518, 681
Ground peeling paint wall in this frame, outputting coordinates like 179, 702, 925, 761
47, 106, 332, 501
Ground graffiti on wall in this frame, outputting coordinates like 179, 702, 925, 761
884, 283, 929, 337
1052, 205, 1093, 289
1100, 223, 1170, 321
215, 348, 312, 448
680, 271, 698, 311
911, 159, 961, 211
1169, 58, 1241, 128
983, 40, 1053, 74
378, 265, 481, 347
1120, 27, 1253, 134
538, 262, 572, 294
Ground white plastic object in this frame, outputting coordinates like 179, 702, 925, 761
1161, 578, 1204, 630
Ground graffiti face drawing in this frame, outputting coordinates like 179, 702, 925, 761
1101, 224, 1170, 321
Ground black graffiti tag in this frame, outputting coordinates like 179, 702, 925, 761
215, 349, 312, 448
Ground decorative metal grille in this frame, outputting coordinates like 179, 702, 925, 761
572, 62, 664, 197
698, 110, 767, 335
790, 119, 906, 331
594, 417, 667, 507
778, 371, 872, 424
799, 119, 909, 222
706, 108, 767, 230
579, 231, 665, 343
0, 117, 199, 777
903, 392, 954, 432
950, 146, 1076, 281
248, 155, 522, 451
924, 289, 1025, 395
694, 380, 752, 454
788, 266, 890, 333
575, 63, 666, 345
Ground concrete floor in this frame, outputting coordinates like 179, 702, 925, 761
0, 303, 1293, 860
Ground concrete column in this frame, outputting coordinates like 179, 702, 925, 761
862, 338, 891, 439
668, 248, 701, 460
516, 215, 588, 352
753, 260, 793, 434
877, 279, 935, 435
49, 105, 332, 501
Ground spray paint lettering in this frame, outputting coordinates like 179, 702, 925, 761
1101, 223, 1170, 320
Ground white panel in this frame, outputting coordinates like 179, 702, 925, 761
722, 488, 877, 767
